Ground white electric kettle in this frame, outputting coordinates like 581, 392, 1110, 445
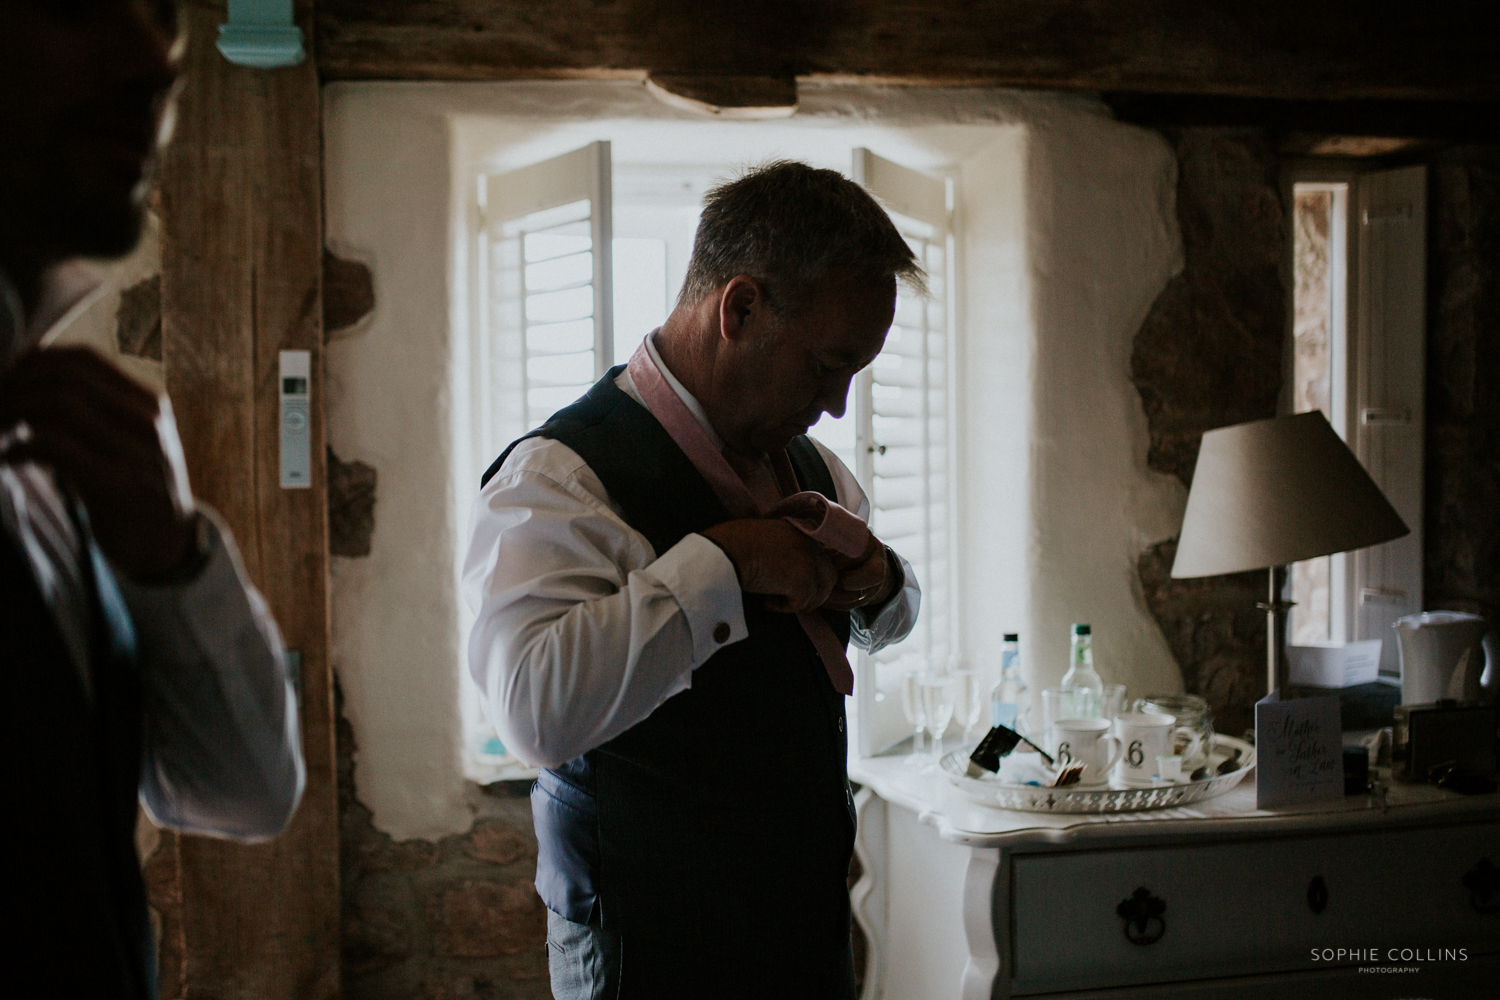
1393, 611, 1495, 705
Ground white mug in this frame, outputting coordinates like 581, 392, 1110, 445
1115, 712, 1204, 786
1052, 717, 1123, 787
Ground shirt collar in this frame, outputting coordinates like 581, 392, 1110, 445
0, 261, 104, 370
643, 330, 725, 451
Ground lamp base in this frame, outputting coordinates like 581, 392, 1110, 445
1255, 567, 1295, 697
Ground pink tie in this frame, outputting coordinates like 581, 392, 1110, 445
627, 344, 864, 695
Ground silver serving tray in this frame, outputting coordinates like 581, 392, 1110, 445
940, 734, 1256, 813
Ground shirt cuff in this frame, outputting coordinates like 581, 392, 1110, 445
851, 549, 920, 653
642, 533, 748, 667
115, 508, 235, 610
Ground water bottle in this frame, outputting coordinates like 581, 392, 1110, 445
990, 633, 1028, 730
1060, 623, 1103, 718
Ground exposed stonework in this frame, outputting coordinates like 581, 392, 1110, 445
1131, 129, 1286, 487
1427, 147, 1500, 630
337, 681, 550, 1000
1137, 539, 1267, 739
325, 249, 376, 337
1131, 128, 1287, 723
431, 879, 547, 958
329, 446, 378, 557
116, 273, 162, 360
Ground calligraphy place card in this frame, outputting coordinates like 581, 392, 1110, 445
1254, 691, 1343, 809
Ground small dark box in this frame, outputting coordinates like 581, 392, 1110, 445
1392, 701, 1498, 783
1342, 746, 1369, 795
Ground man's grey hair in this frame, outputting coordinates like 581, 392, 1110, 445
677, 160, 927, 312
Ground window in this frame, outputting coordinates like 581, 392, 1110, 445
460, 134, 961, 776
1287, 167, 1426, 677
851, 149, 956, 755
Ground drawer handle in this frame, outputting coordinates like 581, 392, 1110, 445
1116, 887, 1166, 945
1464, 858, 1498, 915
1307, 875, 1328, 914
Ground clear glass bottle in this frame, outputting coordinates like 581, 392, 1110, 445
990, 633, 1029, 731
1060, 623, 1103, 717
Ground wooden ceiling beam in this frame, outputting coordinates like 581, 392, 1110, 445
1105, 95, 1500, 145
316, 0, 1498, 102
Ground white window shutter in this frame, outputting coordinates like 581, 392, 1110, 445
479, 141, 614, 456
463, 141, 613, 781
853, 148, 957, 756
1352, 165, 1426, 676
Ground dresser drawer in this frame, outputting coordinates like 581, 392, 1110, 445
1008, 822, 1498, 995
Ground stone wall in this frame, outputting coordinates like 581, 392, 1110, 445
1130, 127, 1287, 739
336, 684, 550, 1000
1131, 133, 1500, 736
1427, 146, 1500, 629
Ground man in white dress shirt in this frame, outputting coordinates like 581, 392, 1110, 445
2, 4, 305, 996
465, 162, 923, 997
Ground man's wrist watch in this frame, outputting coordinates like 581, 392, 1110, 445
871, 544, 903, 608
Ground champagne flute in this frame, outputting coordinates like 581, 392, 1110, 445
919, 672, 956, 764
952, 665, 985, 744
901, 670, 927, 766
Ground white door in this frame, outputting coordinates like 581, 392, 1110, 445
852, 148, 958, 757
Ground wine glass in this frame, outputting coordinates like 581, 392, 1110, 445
900, 670, 927, 766
952, 663, 986, 744
919, 672, 956, 764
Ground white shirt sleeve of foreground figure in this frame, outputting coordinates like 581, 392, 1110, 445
118, 509, 306, 841
809, 438, 921, 655
463, 437, 748, 770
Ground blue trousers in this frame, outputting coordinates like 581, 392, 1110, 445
546, 910, 858, 999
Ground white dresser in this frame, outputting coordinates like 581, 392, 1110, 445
847, 755, 1500, 999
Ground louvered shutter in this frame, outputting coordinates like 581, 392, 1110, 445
477, 141, 614, 456
852, 149, 957, 756
1352, 166, 1425, 675
463, 141, 613, 779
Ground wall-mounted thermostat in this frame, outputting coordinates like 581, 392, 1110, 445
279, 350, 311, 489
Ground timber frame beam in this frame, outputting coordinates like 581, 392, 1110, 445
158, 1, 339, 997
316, 0, 1500, 104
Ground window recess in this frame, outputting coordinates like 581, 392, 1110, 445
1287, 166, 1425, 678
851, 148, 958, 756
460, 136, 964, 774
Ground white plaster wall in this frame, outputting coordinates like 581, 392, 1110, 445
322, 88, 472, 839
1021, 114, 1189, 695
322, 81, 1187, 840
957, 130, 1031, 679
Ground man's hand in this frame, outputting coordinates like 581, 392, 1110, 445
822, 531, 899, 612
699, 518, 838, 614
0, 347, 197, 581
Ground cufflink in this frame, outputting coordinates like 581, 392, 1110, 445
712, 621, 731, 644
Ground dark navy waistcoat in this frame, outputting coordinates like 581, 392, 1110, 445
3, 521, 151, 997
483, 367, 856, 950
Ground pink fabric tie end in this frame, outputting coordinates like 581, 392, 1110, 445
767, 492, 869, 561
628, 341, 860, 696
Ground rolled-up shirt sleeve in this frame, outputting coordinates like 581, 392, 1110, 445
463, 437, 747, 770
118, 509, 306, 841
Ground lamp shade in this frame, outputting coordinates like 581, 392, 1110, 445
1171, 411, 1408, 578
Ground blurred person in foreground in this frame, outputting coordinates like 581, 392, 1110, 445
465, 161, 923, 998
1, 3, 305, 996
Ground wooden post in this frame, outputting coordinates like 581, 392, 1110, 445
158, 1, 338, 997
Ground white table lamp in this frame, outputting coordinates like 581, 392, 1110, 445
1170, 411, 1409, 695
